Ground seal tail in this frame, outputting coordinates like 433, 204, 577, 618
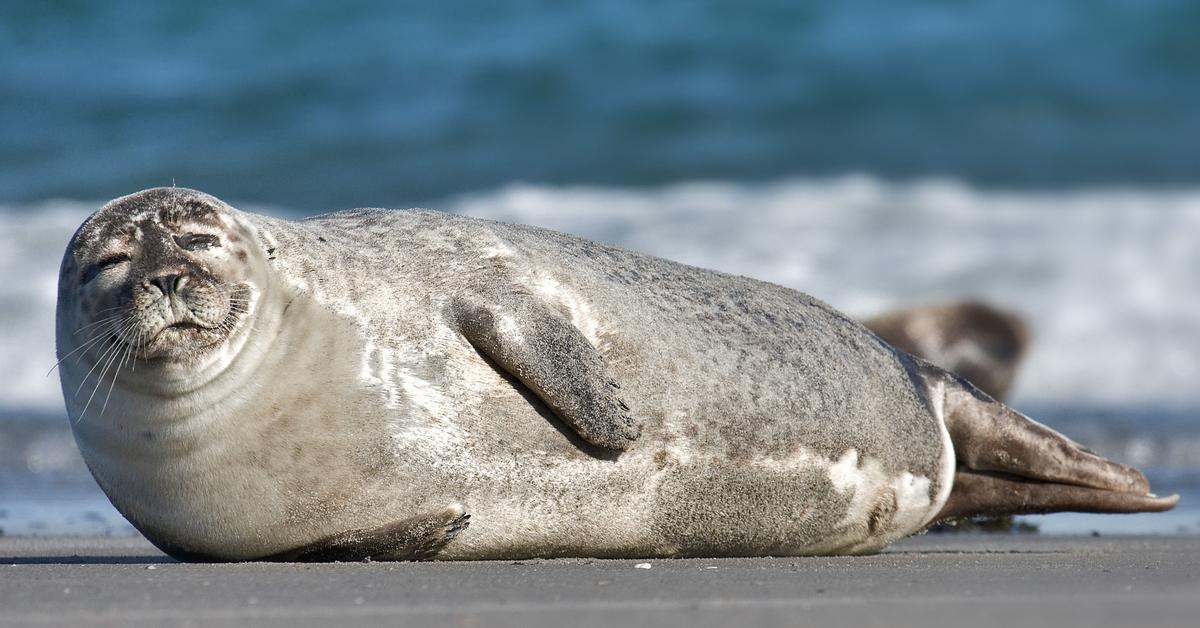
926, 365, 1179, 522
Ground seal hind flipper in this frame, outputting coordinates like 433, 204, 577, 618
943, 381, 1149, 493
923, 364, 1179, 521
938, 470, 1179, 520
261, 506, 471, 562
450, 296, 640, 451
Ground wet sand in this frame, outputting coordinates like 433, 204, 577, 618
2, 534, 1198, 627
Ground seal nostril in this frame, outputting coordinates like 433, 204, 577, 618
150, 274, 185, 295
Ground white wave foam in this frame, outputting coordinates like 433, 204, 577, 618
0, 200, 98, 414
4, 176, 1199, 414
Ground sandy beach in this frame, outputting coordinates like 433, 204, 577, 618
2, 534, 1197, 627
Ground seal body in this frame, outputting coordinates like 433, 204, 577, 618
57, 188, 1173, 561
251, 209, 951, 559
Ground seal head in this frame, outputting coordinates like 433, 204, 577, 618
57, 187, 266, 406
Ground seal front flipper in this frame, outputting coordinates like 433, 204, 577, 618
261, 506, 471, 562
449, 295, 640, 450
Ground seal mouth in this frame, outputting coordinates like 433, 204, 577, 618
136, 322, 226, 361
135, 283, 253, 360
149, 320, 218, 343
164, 321, 208, 333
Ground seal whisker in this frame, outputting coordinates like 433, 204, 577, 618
70, 311, 135, 342
73, 311, 127, 335
68, 332, 125, 394
99, 334, 136, 418
48, 317, 128, 375
131, 327, 145, 372
71, 305, 128, 327
76, 313, 128, 337
73, 318, 138, 396
73, 316, 127, 347
78, 331, 130, 422
68, 326, 123, 358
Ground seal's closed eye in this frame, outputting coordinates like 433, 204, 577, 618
175, 233, 220, 251
82, 253, 130, 284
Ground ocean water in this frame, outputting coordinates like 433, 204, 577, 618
1, 0, 1198, 537
2, 1, 1200, 207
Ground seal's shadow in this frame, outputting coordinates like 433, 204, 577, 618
2, 554, 172, 565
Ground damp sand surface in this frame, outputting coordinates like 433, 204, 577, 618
1, 534, 1197, 627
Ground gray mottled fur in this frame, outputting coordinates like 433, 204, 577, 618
254, 208, 945, 553
61, 188, 953, 561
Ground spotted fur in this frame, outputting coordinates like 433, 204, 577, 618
59, 187, 957, 561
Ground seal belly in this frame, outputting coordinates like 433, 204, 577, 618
649, 439, 951, 557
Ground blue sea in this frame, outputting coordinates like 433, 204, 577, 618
1, 0, 1198, 538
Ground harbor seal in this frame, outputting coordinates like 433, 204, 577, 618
56, 188, 1177, 561
863, 301, 1030, 401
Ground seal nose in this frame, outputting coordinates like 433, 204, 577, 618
149, 273, 188, 296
